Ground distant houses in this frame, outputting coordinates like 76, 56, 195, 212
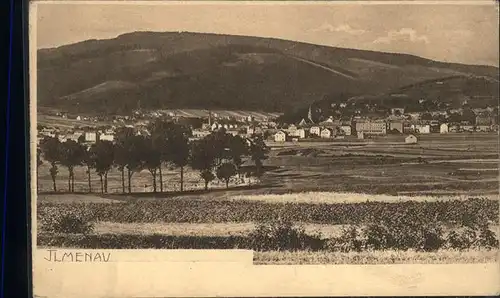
99, 133, 114, 142
405, 134, 418, 144
391, 108, 405, 115
339, 125, 352, 136
440, 123, 449, 134
413, 124, 431, 134
274, 130, 287, 142
476, 125, 491, 132
320, 128, 333, 139
355, 120, 387, 135
289, 128, 306, 139
388, 121, 404, 134
309, 126, 321, 136
461, 125, 475, 132
37, 104, 499, 151
84, 131, 97, 143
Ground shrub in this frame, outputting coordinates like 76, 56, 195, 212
419, 226, 445, 252
445, 230, 470, 250
476, 226, 499, 249
39, 210, 94, 234
248, 219, 325, 251
445, 225, 499, 250
363, 224, 395, 250
327, 220, 447, 252
327, 225, 363, 252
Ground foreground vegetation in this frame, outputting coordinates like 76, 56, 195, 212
253, 249, 498, 265
38, 197, 498, 224
38, 197, 499, 260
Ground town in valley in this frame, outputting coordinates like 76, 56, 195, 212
35, 3, 499, 265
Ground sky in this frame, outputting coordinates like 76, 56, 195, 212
35, 1, 499, 66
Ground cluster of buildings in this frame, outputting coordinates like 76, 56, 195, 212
270, 112, 499, 142
39, 105, 499, 145
190, 114, 278, 140
273, 117, 353, 142
37, 126, 117, 145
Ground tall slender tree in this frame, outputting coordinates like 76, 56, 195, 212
190, 139, 217, 190
167, 125, 191, 192
143, 136, 161, 193
59, 140, 86, 192
36, 148, 43, 193
81, 146, 94, 193
125, 135, 146, 193
248, 134, 270, 183
149, 119, 174, 192
216, 162, 237, 189
227, 135, 249, 181
91, 140, 115, 193
114, 127, 135, 193
40, 136, 62, 192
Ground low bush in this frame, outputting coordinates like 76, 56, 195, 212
39, 209, 94, 234
248, 219, 325, 251
326, 225, 363, 252
326, 221, 446, 252
445, 226, 499, 250
37, 222, 498, 251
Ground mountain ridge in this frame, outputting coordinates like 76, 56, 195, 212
37, 31, 499, 115
39, 31, 500, 70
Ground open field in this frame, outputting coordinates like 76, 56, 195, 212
253, 249, 499, 265
37, 133, 499, 197
37, 109, 281, 129
228, 192, 499, 204
37, 114, 112, 129
37, 163, 249, 194
94, 222, 346, 238
156, 109, 281, 120
260, 133, 499, 196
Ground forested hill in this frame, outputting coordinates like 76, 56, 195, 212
38, 31, 499, 115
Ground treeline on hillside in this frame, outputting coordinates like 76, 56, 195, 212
37, 121, 269, 194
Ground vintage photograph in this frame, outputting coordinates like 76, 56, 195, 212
34, 1, 499, 267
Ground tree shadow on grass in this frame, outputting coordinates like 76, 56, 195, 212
38, 182, 285, 200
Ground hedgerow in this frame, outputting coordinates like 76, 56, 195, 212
38, 222, 498, 251
38, 233, 248, 249
38, 197, 498, 225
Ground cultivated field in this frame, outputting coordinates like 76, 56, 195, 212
262, 133, 499, 196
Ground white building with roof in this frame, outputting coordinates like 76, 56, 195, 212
309, 126, 321, 136
405, 134, 418, 144
440, 123, 449, 134
274, 131, 287, 142
320, 128, 333, 138
340, 125, 352, 136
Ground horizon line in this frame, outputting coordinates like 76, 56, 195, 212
37, 30, 500, 68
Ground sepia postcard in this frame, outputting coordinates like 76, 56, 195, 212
30, 1, 500, 297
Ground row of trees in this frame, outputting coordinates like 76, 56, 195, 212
37, 121, 270, 194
